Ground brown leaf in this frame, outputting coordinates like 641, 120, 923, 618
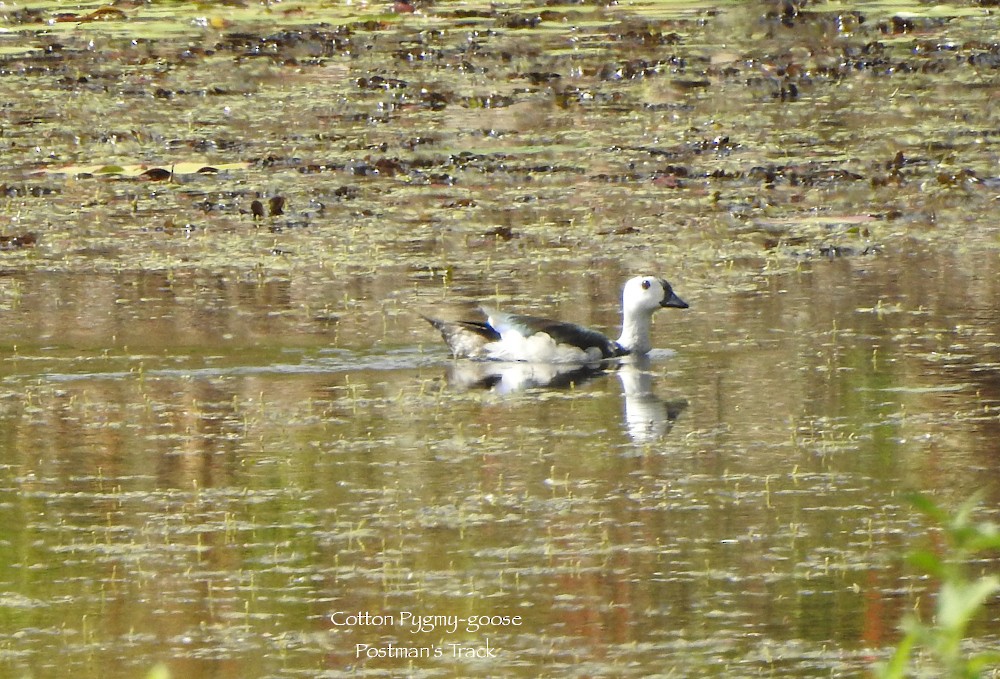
140, 168, 172, 181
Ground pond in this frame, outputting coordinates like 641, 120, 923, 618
0, 1, 998, 677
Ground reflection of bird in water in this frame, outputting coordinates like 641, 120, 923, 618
422, 275, 688, 363
438, 355, 687, 442
616, 356, 688, 442
443, 361, 608, 394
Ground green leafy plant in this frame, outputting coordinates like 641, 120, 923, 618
876, 493, 1000, 679
145, 664, 170, 679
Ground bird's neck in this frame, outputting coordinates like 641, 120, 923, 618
617, 309, 653, 355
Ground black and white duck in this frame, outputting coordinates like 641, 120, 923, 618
423, 275, 688, 363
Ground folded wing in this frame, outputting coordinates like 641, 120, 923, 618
485, 309, 624, 361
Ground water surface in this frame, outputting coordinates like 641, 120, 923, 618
1, 1, 999, 677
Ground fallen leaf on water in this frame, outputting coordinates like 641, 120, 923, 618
55, 6, 128, 23
140, 168, 172, 181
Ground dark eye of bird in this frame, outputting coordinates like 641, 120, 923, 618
642, 279, 651, 289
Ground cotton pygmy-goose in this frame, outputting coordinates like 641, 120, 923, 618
422, 275, 688, 363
